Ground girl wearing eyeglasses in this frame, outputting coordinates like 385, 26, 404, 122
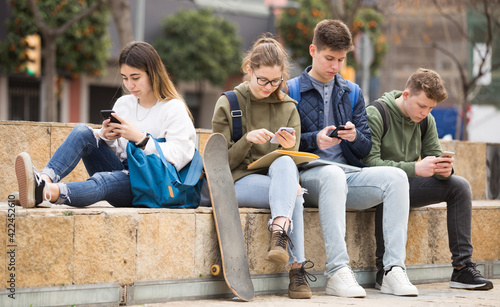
211, 35, 314, 299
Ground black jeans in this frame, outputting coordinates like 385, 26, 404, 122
375, 175, 473, 269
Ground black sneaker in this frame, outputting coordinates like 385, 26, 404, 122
375, 268, 384, 289
450, 262, 494, 290
15, 152, 46, 208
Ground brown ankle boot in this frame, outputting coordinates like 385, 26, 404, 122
288, 261, 316, 299
267, 230, 289, 265
266, 223, 293, 265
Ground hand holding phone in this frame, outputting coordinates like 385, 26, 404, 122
437, 151, 454, 167
328, 125, 347, 138
440, 151, 455, 159
270, 127, 294, 144
100, 110, 121, 124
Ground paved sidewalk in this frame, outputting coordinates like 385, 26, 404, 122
130, 279, 498, 307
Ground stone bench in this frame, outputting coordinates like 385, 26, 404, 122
0, 121, 498, 306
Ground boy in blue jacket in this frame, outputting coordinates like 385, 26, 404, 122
290, 19, 417, 297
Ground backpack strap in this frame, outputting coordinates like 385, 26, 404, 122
287, 77, 301, 103
346, 80, 359, 112
222, 91, 242, 142
371, 99, 428, 141
371, 100, 391, 138
420, 116, 428, 141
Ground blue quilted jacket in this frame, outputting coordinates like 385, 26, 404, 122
294, 66, 371, 167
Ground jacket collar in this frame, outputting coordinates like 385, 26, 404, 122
299, 66, 351, 94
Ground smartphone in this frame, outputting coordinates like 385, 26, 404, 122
440, 151, 455, 159
270, 127, 294, 144
100, 110, 121, 124
328, 125, 347, 138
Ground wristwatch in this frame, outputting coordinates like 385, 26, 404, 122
136, 134, 150, 148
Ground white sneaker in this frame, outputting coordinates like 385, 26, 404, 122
380, 267, 419, 296
326, 267, 366, 298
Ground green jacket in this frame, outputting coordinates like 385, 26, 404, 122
362, 90, 449, 179
212, 82, 301, 182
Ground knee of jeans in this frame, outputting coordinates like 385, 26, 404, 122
450, 175, 472, 198
71, 123, 95, 138
383, 167, 409, 189
269, 156, 298, 176
319, 165, 346, 188
71, 123, 99, 145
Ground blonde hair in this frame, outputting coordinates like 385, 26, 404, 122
241, 35, 289, 101
119, 41, 194, 120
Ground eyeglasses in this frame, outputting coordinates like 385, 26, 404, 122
252, 69, 283, 87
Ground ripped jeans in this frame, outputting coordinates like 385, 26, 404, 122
41, 123, 132, 207
234, 156, 305, 264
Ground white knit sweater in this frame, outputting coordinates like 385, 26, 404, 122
96, 95, 196, 171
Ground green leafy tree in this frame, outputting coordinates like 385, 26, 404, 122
0, 0, 110, 121
277, 0, 331, 67
350, 7, 388, 76
154, 9, 242, 86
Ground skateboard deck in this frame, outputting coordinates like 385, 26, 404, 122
203, 133, 254, 301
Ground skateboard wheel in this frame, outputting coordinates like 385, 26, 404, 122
211, 264, 221, 276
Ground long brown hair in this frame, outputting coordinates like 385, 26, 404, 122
119, 41, 194, 120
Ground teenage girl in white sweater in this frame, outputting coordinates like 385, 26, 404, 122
15, 41, 196, 208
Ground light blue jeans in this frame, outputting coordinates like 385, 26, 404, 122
234, 156, 306, 265
41, 124, 133, 207
299, 165, 409, 278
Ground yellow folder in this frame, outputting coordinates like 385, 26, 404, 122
247, 150, 319, 170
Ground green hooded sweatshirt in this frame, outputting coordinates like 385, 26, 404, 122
362, 90, 449, 179
212, 82, 301, 182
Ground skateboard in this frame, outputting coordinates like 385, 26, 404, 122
203, 133, 254, 301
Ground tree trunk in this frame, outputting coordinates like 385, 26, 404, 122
43, 34, 57, 122
108, 0, 134, 48
26, 0, 106, 122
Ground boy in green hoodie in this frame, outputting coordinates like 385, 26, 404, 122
363, 68, 493, 291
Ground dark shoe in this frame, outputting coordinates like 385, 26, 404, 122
267, 224, 293, 265
15, 152, 45, 208
450, 263, 494, 290
375, 268, 384, 289
288, 261, 316, 299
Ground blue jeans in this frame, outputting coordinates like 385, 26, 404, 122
234, 156, 306, 264
300, 165, 409, 278
41, 124, 133, 207
375, 175, 473, 268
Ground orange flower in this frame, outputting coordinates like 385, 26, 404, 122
311, 8, 320, 17
368, 20, 377, 28
353, 20, 363, 28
